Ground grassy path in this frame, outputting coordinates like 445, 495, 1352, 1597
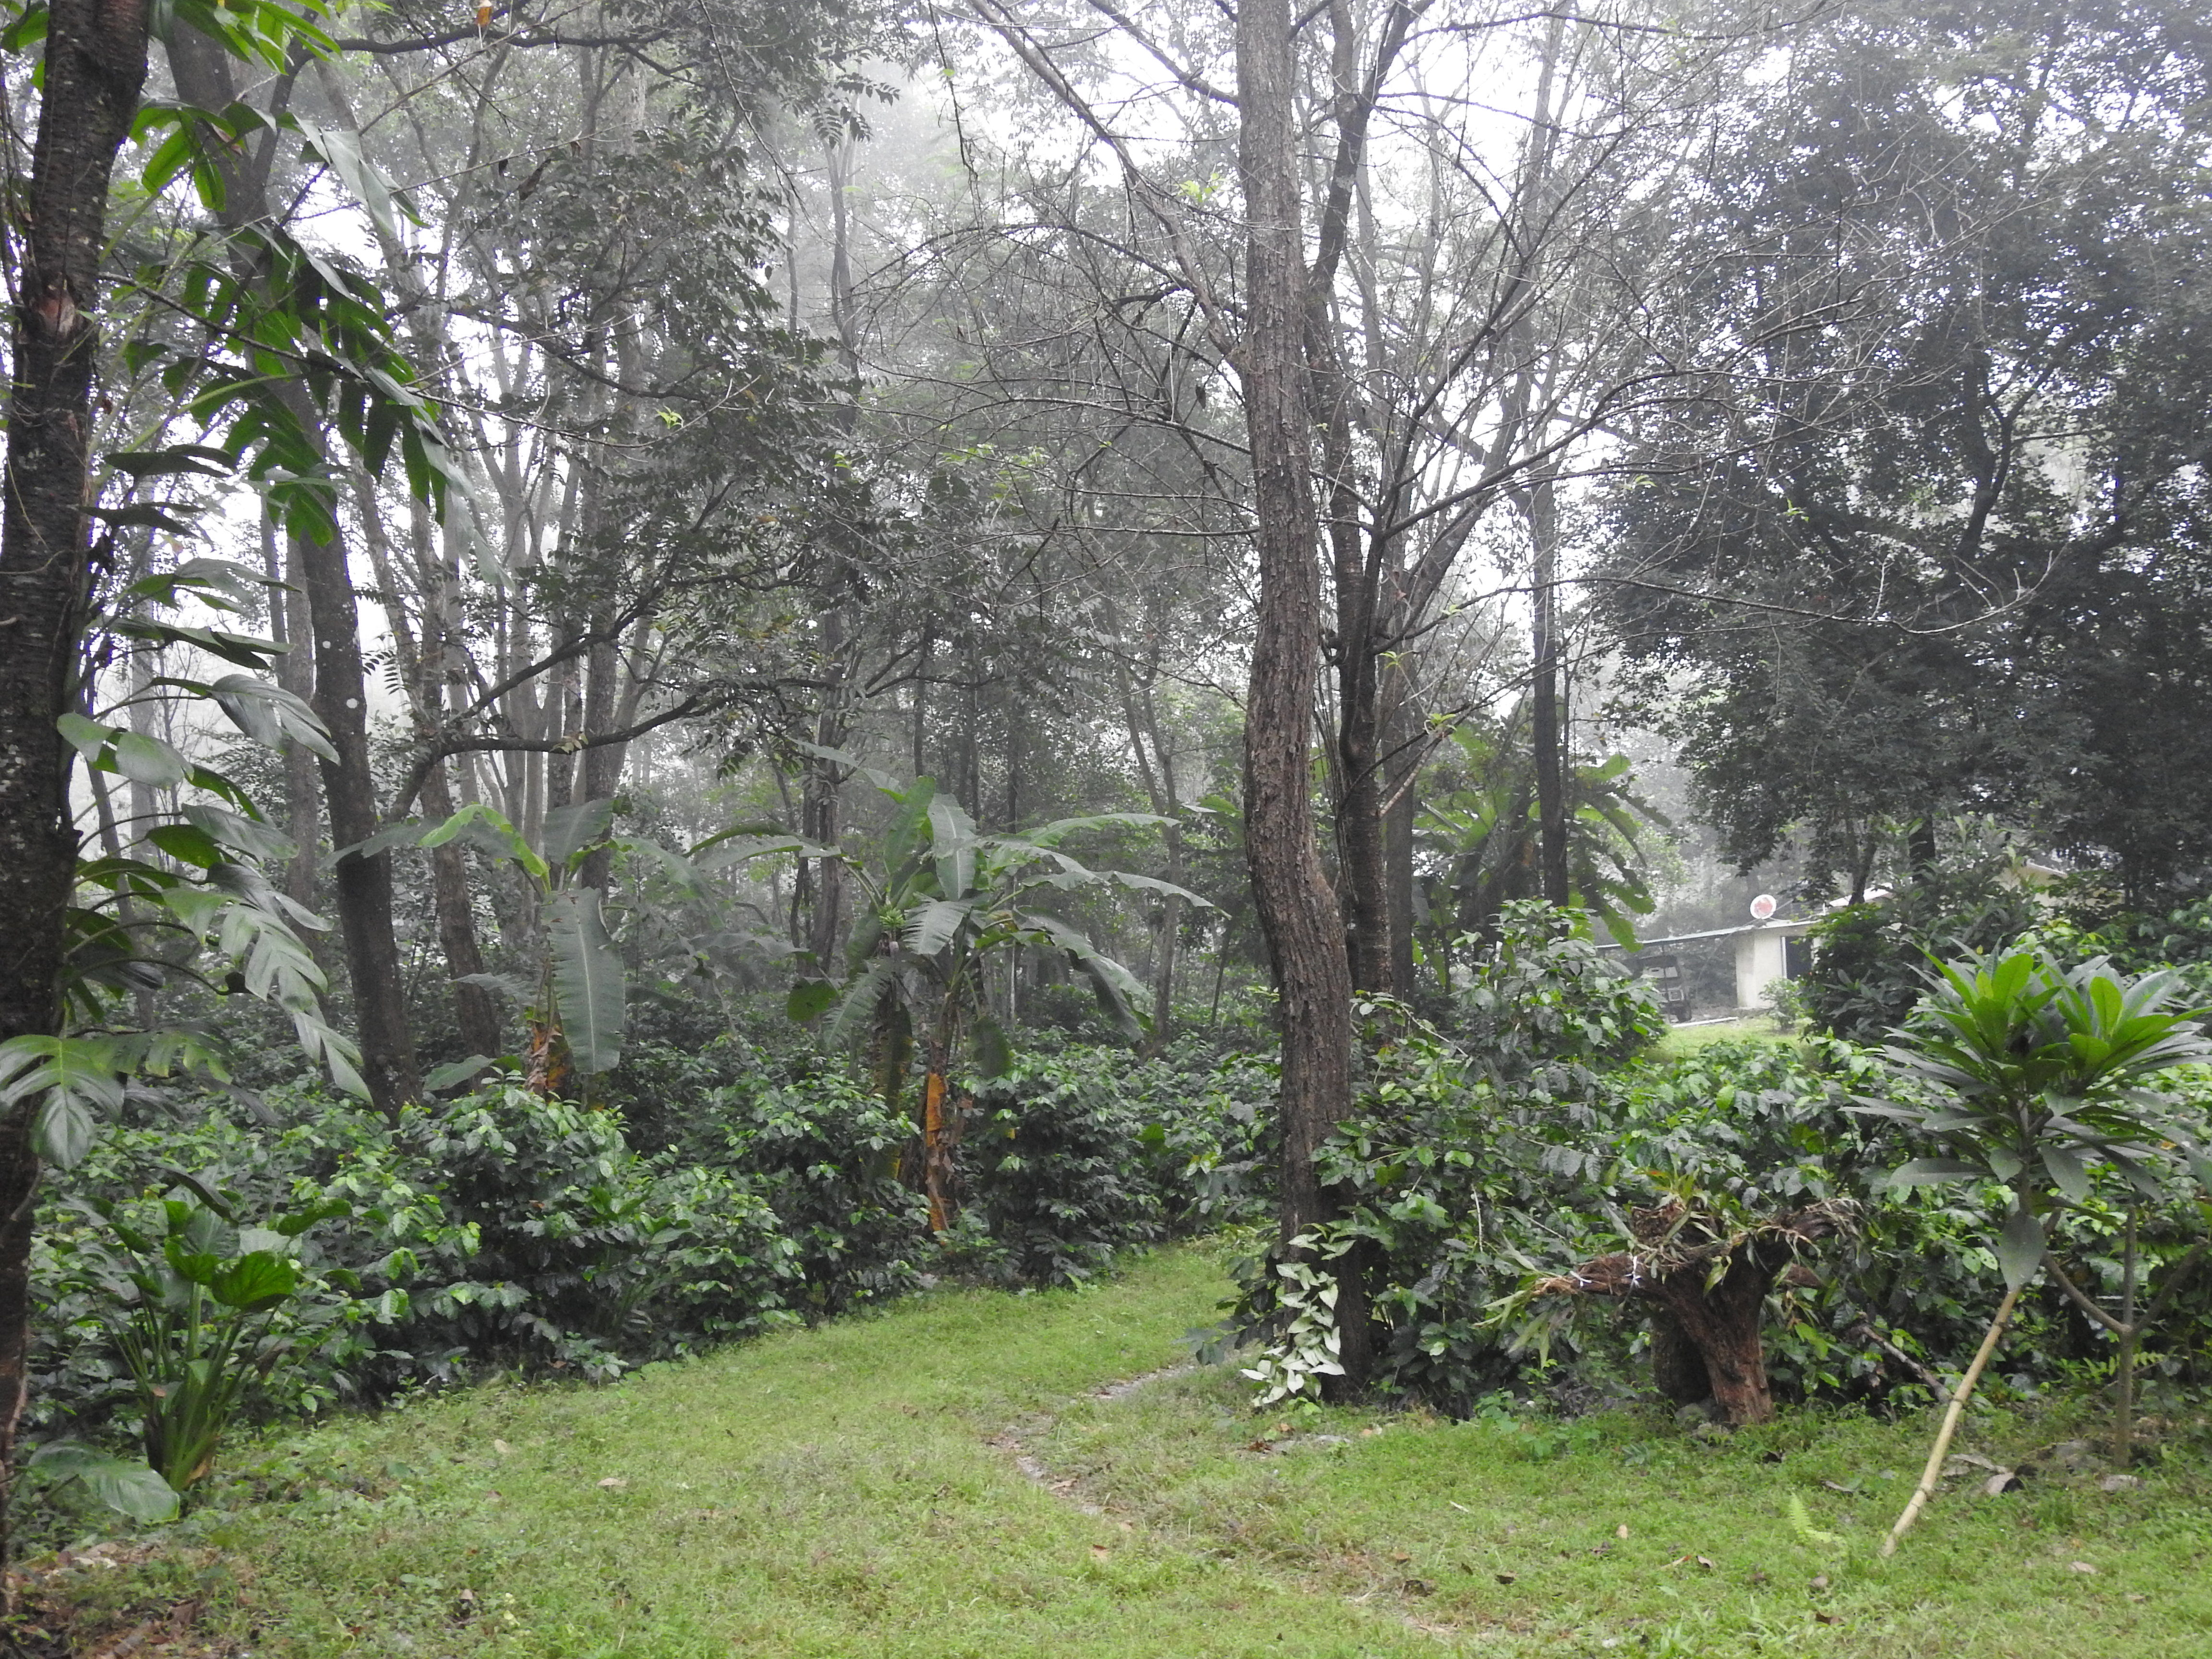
54, 1244, 2212, 1658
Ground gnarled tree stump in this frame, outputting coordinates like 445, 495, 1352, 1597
1536, 1197, 1856, 1426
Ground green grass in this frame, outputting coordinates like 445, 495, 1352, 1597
1660, 1018, 1792, 1054
41, 1245, 2212, 1658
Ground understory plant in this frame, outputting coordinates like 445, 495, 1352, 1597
68, 1181, 338, 1499
1866, 948, 2211, 1553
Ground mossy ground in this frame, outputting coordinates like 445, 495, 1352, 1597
22, 1244, 2212, 1657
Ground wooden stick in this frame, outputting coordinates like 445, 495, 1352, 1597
1882, 1283, 2023, 1558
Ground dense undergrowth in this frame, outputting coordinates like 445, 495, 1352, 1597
20, 889, 2212, 1555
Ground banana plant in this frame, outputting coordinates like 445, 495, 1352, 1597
385, 800, 822, 1096
1418, 722, 1661, 960
788, 756, 1207, 1232
1863, 949, 2212, 1553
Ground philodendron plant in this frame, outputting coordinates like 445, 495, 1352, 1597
1862, 948, 2211, 1554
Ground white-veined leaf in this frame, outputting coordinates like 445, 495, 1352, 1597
903, 897, 977, 958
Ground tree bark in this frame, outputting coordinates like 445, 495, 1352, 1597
1238, 0, 1363, 1384
0, 0, 153, 1573
291, 518, 421, 1116
1527, 468, 1571, 907
1542, 1199, 1852, 1427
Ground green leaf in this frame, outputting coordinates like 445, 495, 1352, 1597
1888, 1157, 1985, 1188
786, 979, 837, 1023
420, 804, 547, 880
148, 822, 226, 869
903, 897, 977, 958
57, 713, 114, 761
209, 673, 337, 761
28, 1443, 180, 1525
927, 794, 979, 896
2040, 1144, 2092, 1206
210, 1250, 298, 1312
112, 730, 192, 788
423, 1055, 496, 1092
296, 119, 412, 243
0, 1035, 133, 1169
547, 890, 626, 1075
543, 799, 616, 869
1996, 1206, 2045, 1292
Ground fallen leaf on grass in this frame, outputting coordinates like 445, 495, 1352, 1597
493, 1439, 512, 1456
2070, 1561, 2097, 1575
1091, 1545, 1111, 1560
597, 1478, 627, 1490
1616, 1524, 1630, 1539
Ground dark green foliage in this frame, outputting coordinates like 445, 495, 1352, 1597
1800, 863, 2041, 1042
717, 1070, 931, 1314
954, 1043, 1274, 1286
1448, 900, 1670, 1093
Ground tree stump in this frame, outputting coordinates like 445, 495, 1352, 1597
1534, 1197, 1856, 1426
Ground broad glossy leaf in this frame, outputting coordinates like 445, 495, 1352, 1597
2040, 1144, 2092, 1205
211, 1250, 299, 1311
113, 730, 192, 788
28, 1443, 179, 1524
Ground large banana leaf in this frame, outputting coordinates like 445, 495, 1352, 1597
1016, 912, 1146, 1043
547, 890, 627, 1074
904, 896, 980, 958
542, 798, 616, 869
927, 794, 979, 897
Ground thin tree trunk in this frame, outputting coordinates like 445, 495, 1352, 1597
1884, 1283, 2023, 1555
1381, 669, 1421, 997
261, 513, 323, 921
292, 518, 421, 1116
1528, 468, 1570, 906
1238, 0, 1363, 1385
0, 0, 153, 1577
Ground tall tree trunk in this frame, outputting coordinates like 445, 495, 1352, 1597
1238, 0, 1363, 1385
260, 513, 324, 923
1380, 659, 1422, 997
290, 518, 421, 1116
0, 0, 153, 1574
1528, 468, 1570, 907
